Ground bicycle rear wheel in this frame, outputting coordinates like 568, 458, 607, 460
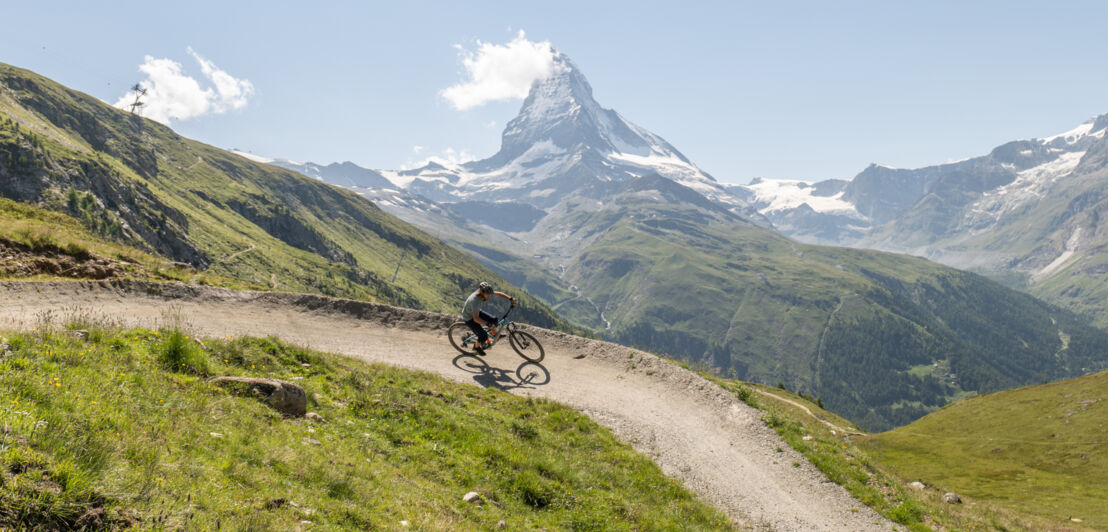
448, 322, 479, 355
509, 330, 544, 363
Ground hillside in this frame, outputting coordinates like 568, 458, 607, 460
256, 48, 1108, 431
555, 175, 1108, 431
0, 62, 564, 328
859, 369, 1108, 530
0, 325, 729, 530
0, 195, 281, 295
0, 280, 896, 530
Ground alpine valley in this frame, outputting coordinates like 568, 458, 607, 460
253, 52, 1108, 431
736, 113, 1108, 329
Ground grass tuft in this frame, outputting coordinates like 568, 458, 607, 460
156, 329, 209, 375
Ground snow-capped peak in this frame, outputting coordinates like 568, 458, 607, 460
1039, 113, 1108, 145
484, 51, 685, 166
451, 49, 730, 204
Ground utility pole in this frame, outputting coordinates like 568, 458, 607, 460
128, 83, 147, 115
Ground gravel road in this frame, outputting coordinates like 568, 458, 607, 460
0, 280, 894, 531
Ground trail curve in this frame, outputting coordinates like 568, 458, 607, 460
0, 280, 892, 531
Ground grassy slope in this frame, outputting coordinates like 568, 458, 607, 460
1026, 164, 1108, 329
1032, 250, 1108, 329
0, 62, 566, 329
0, 197, 247, 286
557, 181, 1108, 431
702, 374, 1095, 532
858, 370, 1108, 531
0, 324, 730, 531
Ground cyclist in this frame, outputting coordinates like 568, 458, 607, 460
462, 282, 516, 353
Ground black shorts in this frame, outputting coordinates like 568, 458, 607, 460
465, 310, 498, 343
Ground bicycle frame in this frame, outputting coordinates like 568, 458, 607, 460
484, 307, 517, 344
448, 304, 544, 362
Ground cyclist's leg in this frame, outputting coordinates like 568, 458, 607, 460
465, 319, 489, 344
478, 310, 499, 340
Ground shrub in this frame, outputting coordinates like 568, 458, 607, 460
157, 329, 209, 375
64, 241, 91, 260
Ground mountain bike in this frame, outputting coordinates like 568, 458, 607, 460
448, 307, 545, 363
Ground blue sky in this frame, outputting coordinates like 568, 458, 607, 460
2, 1, 1107, 184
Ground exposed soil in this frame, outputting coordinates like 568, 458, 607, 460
0, 280, 894, 531
0, 239, 133, 279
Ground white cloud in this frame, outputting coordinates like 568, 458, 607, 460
441, 30, 560, 110
114, 48, 254, 124
401, 147, 475, 170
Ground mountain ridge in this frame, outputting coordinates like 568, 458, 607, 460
0, 61, 567, 329
203, 54, 1108, 430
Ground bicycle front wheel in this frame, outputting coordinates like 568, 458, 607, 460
448, 322, 479, 355
509, 330, 544, 363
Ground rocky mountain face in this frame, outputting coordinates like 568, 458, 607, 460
368, 52, 752, 226
262, 52, 1108, 430
732, 114, 1108, 325
734, 114, 1108, 245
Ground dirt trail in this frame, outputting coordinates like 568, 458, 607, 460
0, 281, 893, 531
752, 389, 862, 436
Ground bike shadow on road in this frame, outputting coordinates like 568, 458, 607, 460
451, 354, 550, 391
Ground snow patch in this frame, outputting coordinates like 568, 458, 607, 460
967, 151, 1086, 227
607, 152, 718, 195
746, 179, 864, 218
1041, 121, 1095, 144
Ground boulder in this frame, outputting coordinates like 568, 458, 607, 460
209, 377, 307, 417
908, 481, 926, 490
65, 329, 90, 341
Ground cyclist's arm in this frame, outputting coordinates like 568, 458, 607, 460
492, 291, 517, 305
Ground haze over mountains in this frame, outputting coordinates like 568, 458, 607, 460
240, 51, 1108, 430
741, 113, 1108, 327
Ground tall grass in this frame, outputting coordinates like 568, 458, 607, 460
156, 329, 209, 375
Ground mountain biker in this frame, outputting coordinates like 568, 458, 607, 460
462, 282, 516, 353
